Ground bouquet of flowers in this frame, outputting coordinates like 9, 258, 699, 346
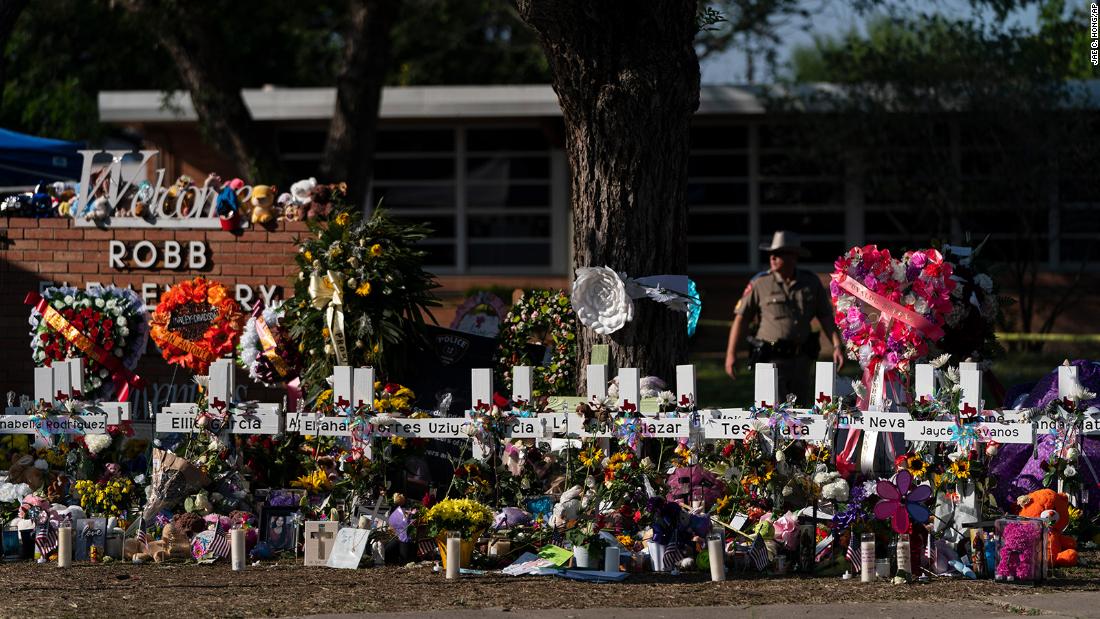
421, 497, 493, 539
283, 204, 440, 404
937, 242, 1009, 366
73, 476, 135, 518
237, 302, 300, 387
28, 285, 149, 400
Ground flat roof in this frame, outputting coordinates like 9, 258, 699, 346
99, 81, 1100, 124
99, 84, 771, 123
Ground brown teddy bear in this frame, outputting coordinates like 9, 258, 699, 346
247, 185, 277, 226
7, 454, 45, 490
1015, 488, 1078, 567
124, 522, 192, 563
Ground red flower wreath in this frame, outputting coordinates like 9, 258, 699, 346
150, 277, 243, 374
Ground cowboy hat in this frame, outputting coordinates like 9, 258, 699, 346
759, 230, 810, 257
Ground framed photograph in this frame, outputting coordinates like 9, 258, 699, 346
261, 508, 300, 551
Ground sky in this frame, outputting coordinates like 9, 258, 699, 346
699, 0, 1046, 84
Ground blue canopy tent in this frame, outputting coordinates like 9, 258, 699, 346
0, 128, 84, 187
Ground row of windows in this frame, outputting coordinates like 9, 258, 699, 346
276, 122, 1097, 274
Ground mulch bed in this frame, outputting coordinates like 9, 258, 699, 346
2, 552, 1097, 618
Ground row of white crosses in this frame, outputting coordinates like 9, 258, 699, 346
154, 359, 281, 435
0, 360, 130, 437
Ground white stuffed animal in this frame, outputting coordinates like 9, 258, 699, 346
290, 177, 317, 205
551, 485, 583, 528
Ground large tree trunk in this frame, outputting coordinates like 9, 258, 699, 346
320, 0, 399, 211
517, 0, 699, 390
118, 0, 282, 182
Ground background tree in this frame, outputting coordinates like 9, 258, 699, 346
516, 0, 700, 386
781, 2, 1100, 350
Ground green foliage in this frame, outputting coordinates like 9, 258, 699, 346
494, 289, 577, 398
283, 200, 440, 404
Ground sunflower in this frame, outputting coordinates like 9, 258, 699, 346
713, 495, 732, 514
949, 459, 971, 479
906, 454, 928, 478
578, 447, 604, 468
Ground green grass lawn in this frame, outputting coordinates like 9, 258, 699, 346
690, 341, 1096, 409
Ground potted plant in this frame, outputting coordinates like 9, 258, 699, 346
565, 519, 608, 569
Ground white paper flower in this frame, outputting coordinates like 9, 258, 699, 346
571, 266, 634, 335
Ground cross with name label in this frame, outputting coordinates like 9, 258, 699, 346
155, 359, 282, 435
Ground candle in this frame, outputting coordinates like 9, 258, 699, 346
231, 528, 246, 571
604, 546, 620, 573
57, 525, 72, 568
860, 533, 874, 583
647, 541, 665, 572
896, 534, 911, 577
445, 533, 461, 579
707, 534, 725, 581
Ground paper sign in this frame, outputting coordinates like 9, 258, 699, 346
703, 417, 758, 439
814, 362, 835, 404
157, 406, 281, 434
754, 363, 778, 407
512, 366, 532, 403
500, 417, 543, 438
471, 368, 493, 409
353, 367, 375, 409
536, 544, 573, 566
617, 368, 639, 412
586, 365, 607, 401
914, 364, 935, 402
632, 417, 690, 438
53, 361, 72, 398
326, 527, 370, 569
675, 364, 696, 407
34, 367, 53, 403
774, 417, 828, 441
0, 414, 107, 435
285, 413, 351, 436
905, 420, 1033, 444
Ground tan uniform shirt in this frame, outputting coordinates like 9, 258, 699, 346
734, 269, 835, 343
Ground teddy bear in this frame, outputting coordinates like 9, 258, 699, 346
247, 185, 277, 225
7, 454, 46, 490
550, 486, 582, 528
1017, 488, 1078, 567
124, 521, 192, 563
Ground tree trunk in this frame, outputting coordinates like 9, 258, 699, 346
0, 0, 29, 101
320, 0, 399, 211
118, 0, 282, 183
517, 0, 700, 390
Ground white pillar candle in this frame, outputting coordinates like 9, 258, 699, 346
604, 546, 620, 573
231, 528, 246, 571
896, 534, 911, 576
647, 541, 665, 572
57, 525, 72, 568
445, 534, 461, 579
860, 533, 874, 583
708, 534, 725, 582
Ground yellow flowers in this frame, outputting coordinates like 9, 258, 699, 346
73, 478, 134, 517
370, 243, 383, 257
423, 498, 493, 537
949, 459, 971, 479
906, 454, 928, 478
292, 469, 333, 494
334, 212, 350, 227
355, 282, 372, 297
714, 495, 732, 514
578, 446, 604, 467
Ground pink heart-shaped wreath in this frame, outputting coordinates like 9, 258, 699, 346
830, 245, 956, 378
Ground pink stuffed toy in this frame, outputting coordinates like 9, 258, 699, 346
995, 519, 1042, 581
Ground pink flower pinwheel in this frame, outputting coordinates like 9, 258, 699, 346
873, 470, 932, 534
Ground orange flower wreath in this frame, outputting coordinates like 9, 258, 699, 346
150, 277, 243, 374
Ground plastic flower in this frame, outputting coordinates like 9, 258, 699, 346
873, 470, 932, 534
370, 244, 383, 257
949, 459, 971, 479
291, 469, 332, 494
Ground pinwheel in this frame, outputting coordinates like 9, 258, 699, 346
874, 470, 932, 534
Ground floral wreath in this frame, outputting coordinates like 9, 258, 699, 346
238, 302, 300, 387
151, 277, 243, 375
27, 285, 149, 400
495, 289, 576, 397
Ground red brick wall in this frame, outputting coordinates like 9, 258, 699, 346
0, 218, 306, 399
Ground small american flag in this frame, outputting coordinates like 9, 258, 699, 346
747, 534, 769, 571
135, 517, 148, 551
207, 522, 231, 559
663, 544, 686, 568
845, 533, 861, 574
35, 522, 57, 558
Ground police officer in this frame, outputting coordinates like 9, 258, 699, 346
724, 231, 845, 404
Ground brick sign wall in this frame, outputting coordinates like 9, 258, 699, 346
0, 218, 306, 409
